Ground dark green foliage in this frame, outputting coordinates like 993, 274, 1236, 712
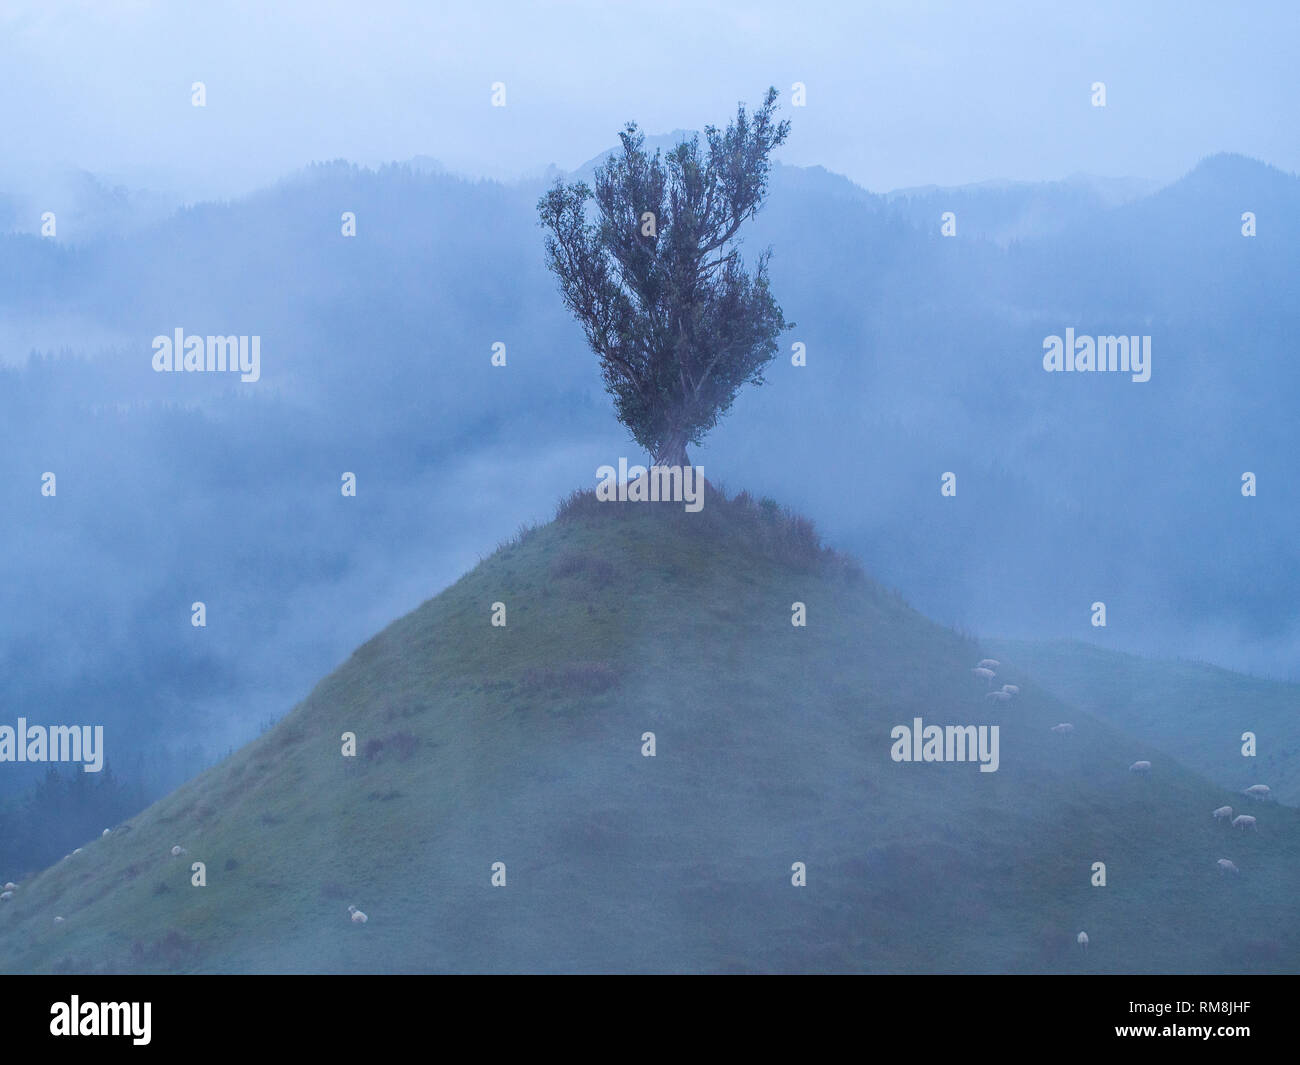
549, 550, 617, 587
554, 482, 860, 579
0, 765, 147, 881
362, 730, 420, 762
538, 88, 792, 464
521, 661, 620, 697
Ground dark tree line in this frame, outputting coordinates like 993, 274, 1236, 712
0, 765, 149, 880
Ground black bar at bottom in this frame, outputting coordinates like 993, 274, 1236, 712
0, 975, 1289, 1052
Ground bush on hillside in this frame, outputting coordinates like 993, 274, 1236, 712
362, 730, 420, 762
522, 661, 620, 697
550, 550, 617, 587
554, 483, 862, 580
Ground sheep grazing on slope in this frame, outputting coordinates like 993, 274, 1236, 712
972, 667, 996, 683
1243, 784, 1271, 801
978, 659, 1000, 669
986, 690, 1011, 702
1217, 859, 1239, 875
1050, 723, 1074, 735
0, 891, 13, 901
2, 882, 16, 891
1077, 932, 1089, 950
102, 829, 110, 837
1129, 760, 1152, 774
1232, 815, 1257, 832
1213, 806, 1234, 822
170, 845, 186, 857
53, 916, 64, 924
348, 905, 368, 924
1000, 684, 1019, 695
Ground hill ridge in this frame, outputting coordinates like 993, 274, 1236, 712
2, 489, 1297, 974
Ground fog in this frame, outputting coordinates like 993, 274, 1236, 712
1, 0, 1297, 198
1, 2, 1297, 876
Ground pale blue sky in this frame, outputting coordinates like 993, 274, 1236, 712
1, 0, 1296, 196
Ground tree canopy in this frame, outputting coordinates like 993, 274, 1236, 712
538, 87, 792, 467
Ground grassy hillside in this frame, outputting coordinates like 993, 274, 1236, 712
986, 639, 1300, 806
2, 489, 1297, 974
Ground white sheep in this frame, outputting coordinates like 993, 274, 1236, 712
102, 829, 111, 837
72, 848, 81, 855
1000, 684, 1019, 695
972, 667, 996, 682
1077, 931, 1088, 950
1243, 785, 1271, 801
348, 905, 368, 924
986, 690, 1011, 701
0, 891, 13, 901
1213, 806, 1233, 822
170, 845, 186, 856
1130, 760, 1151, 774
1232, 815, 1257, 832
978, 659, 1000, 669
53, 916, 64, 924
2, 882, 15, 891
1050, 723, 1074, 734
1217, 859, 1239, 875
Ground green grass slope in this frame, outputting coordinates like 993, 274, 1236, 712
986, 638, 1300, 806
2, 489, 1297, 974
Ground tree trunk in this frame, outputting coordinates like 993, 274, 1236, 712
652, 429, 690, 468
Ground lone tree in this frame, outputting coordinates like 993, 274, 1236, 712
538, 87, 792, 468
